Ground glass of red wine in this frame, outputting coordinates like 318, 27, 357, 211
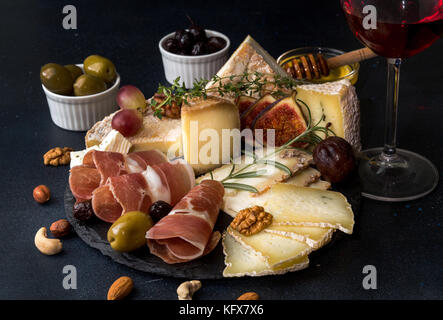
340, 0, 442, 201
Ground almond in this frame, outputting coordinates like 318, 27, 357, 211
50, 219, 71, 237
107, 276, 133, 300
237, 292, 259, 300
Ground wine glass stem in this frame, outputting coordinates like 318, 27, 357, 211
383, 58, 402, 158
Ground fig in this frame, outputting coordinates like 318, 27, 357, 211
313, 136, 356, 183
252, 95, 308, 148
236, 96, 257, 115
240, 94, 276, 130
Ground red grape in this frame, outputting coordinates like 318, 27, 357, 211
111, 109, 142, 137
116, 85, 147, 111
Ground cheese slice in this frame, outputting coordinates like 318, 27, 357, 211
99, 129, 132, 154
181, 97, 241, 175
197, 148, 313, 197
267, 184, 354, 234
228, 227, 311, 268
285, 167, 321, 187
309, 179, 331, 190
296, 79, 361, 150
222, 232, 309, 277
85, 109, 182, 158
264, 225, 334, 249
70, 145, 100, 168
206, 35, 289, 101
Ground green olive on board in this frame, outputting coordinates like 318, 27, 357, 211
107, 211, 154, 252
83, 55, 117, 83
64, 64, 83, 81
73, 74, 107, 96
40, 63, 74, 95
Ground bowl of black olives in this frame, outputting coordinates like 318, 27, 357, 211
159, 25, 230, 88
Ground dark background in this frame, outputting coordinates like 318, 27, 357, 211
0, 0, 441, 300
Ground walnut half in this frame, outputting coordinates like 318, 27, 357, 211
230, 206, 273, 236
43, 147, 73, 166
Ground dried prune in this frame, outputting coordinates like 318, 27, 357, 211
73, 200, 94, 221
149, 200, 173, 223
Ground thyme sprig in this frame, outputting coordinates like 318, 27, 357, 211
151, 72, 305, 118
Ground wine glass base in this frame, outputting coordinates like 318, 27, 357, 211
359, 148, 439, 202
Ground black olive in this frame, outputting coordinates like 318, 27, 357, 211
149, 200, 173, 223
178, 31, 194, 52
163, 38, 180, 54
191, 41, 208, 56
174, 29, 186, 41
73, 200, 94, 221
207, 36, 226, 53
189, 25, 207, 42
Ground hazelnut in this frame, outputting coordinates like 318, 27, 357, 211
33, 185, 51, 204
50, 219, 71, 237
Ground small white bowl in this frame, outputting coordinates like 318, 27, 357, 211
159, 30, 230, 88
42, 64, 120, 131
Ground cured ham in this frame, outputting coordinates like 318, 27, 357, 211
69, 150, 168, 202
146, 180, 224, 264
91, 159, 195, 223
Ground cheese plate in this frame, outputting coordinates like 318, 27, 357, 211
65, 171, 360, 279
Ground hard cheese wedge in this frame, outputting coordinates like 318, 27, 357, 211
228, 227, 312, 268
267, 184, 354, 234
181, 97, 240, 175
85, 109, 182, 158
222, 232, 309, 277
296, 79, 361, 150
264, 225, 334, 249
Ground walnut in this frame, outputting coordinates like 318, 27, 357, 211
151, 93, 181, 119
43, 147, 73, 166
230, 206, 273, 236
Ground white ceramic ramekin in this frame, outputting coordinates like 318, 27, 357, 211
42, 64, 120, 131
159, 30, 230, 88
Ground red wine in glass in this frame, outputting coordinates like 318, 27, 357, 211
341, 0, 442, 201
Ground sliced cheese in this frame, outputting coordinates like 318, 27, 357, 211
85, 109, 182, 158
69, 145, 100, 168
296, 79, 361, 150
285, 167, 321, 187
99, 129, 132, 154
264, 225, 334, 249
197, 148, 313, 197
228, 227, 311, 268
267, 184, 354, 234
222, 232, 309, 277
181, 97, 240, 175
309, 179, 331, 190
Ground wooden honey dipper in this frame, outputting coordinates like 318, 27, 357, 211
284, 47, 377, 80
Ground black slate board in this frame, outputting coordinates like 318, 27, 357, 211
65, 172, 360, 279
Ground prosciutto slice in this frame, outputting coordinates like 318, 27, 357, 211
69, 150, 168, 202
91, 159, 195, 223
146, 180, 224, 264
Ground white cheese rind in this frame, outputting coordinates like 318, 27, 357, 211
99, 129, 132, 154
69, 145, 100, 168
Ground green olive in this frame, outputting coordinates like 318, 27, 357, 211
83, 55, 117, 83
73, 74, 107, 96
64, 64, 83, 81
40, 63, 74, 95
107, 211, 154, 252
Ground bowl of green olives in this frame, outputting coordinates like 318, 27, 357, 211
159, 29, 230, 88
40, 55, 120, 131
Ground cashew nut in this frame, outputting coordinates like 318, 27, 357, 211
177, 280, 201, 300
34, 227, 62, 255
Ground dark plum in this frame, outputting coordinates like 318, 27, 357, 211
149, 200, 173, 223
